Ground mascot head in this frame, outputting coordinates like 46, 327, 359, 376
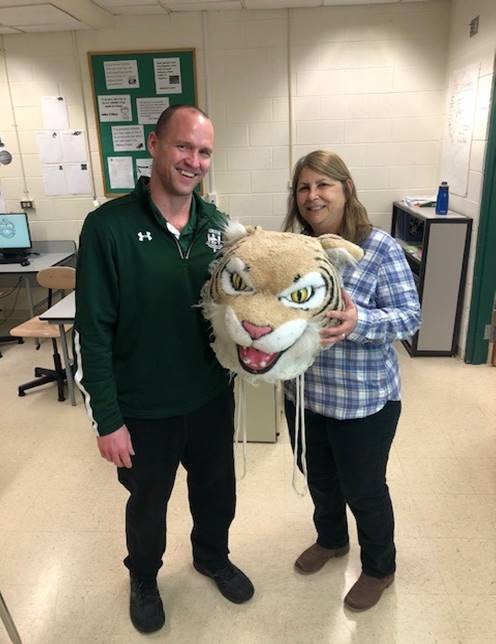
200, 223, 364, 384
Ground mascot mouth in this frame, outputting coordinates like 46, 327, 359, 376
237, 345, 282, 374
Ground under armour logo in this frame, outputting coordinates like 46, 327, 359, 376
138, 231, 152, 241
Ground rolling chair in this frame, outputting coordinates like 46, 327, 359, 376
9, 266, 75, 401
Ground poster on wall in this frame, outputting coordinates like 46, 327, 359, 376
104, 60, 140, 89
136, 97, 170, 124
41, 96, 69, 130
440, 63, 480, 197
89, 49, 196, 196
154, 58, 182, 94
98, 95, 132, 122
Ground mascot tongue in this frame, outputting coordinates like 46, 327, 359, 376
238, 345, 279, 371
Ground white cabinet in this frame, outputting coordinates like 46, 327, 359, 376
392, 201, 472, 356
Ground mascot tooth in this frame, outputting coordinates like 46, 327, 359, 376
200, 222, 364, 384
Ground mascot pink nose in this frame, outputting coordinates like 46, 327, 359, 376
242, 320, 273, 340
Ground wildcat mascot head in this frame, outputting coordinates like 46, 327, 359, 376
200, 223, 364, 384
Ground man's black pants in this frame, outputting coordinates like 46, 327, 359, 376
285, 399, 401, 578
118, 387, 235, 581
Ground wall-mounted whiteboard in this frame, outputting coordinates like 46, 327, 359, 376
440, 63, 480, 197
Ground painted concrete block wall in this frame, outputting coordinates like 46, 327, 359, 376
206, 9, 289, 229
1, 3, 450, 239
441, 0, 496, 356
289, 1, 449, 233
2, 0, 490, 357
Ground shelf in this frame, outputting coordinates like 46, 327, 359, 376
392, 201, 472, 357
396, 239, 422, 263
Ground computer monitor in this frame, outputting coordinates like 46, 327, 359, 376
0, 212, 32, 260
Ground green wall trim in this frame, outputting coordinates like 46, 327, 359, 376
465, 66, 496, 364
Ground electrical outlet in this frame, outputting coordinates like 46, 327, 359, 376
20, 200, 34, 209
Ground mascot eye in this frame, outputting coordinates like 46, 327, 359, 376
220, 258, 255, 296
231, 272, 250, 292
279, 271, 327, 309
290, 287, 313, 304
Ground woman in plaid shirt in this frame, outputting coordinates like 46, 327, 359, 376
283, 150, 421, 611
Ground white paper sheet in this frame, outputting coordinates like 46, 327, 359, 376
36, 131, 62, 163
42, 164, 68, 196
153, 58, 182, 94
136, 158, 153, 179
104, 60, 140, 90
440, 63, 480, 197
65, 163, 92, 195
98, 95, 132, 122
61, 130, 87, 163
111, 125, 145, 152
108, 156, 134, 190
136, 97, 170, 124
41, 96, 69, 130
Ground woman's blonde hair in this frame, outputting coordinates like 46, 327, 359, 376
282, 150, 372, 244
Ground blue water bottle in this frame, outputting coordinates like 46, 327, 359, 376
435, 181, 449, 215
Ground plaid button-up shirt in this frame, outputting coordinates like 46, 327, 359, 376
285, 228, 421, 419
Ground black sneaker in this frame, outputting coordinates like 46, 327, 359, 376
129, 575, 165, 633
193, 561, 254, 604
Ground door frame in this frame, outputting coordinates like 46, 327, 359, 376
465, 63, 496, 364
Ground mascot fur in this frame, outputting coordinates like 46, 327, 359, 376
201, 222, 364, 384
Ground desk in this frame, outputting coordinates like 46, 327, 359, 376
0, 244, 76, 321
40, 291, 76, 405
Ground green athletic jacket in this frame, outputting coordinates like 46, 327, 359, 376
74, 177, 229, 436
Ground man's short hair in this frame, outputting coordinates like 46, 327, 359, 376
154, 104, 210, 138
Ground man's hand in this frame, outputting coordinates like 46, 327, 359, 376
320, 290, 358, 347
97, 425, 135, 468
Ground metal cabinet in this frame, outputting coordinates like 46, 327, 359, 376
391, 201, 472, 356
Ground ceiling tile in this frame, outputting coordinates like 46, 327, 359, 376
0, 0, 48, 6
0, 4, 81, 26
93, 0, 159, 8
0, 25, 22, 33
245, 0, 321, 8
20, 22, 90, 31
106, 5, 167, 14
164, 1, 242, 10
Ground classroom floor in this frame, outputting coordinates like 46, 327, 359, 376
0, 338, 495, 644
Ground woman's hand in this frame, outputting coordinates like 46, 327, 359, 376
320, 290, 358, 347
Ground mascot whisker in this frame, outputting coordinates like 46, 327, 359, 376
200, 222, 364, 492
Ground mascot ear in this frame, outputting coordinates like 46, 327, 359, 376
318, 234, 364, 271
222, 220, 249, 244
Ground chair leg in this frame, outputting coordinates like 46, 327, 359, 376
0, 591, 23, 644
18, 372, 60, 397
52, 349, 66, 402
16, 340, 68, 402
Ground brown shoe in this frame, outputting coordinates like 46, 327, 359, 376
294, 542, 350, 574
344, 572, 394, 611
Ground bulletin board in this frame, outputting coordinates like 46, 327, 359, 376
88, 49, 197, 196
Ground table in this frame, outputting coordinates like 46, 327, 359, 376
40, 291, 76, 405
0, 250, 76, 321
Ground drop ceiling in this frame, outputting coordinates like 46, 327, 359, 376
0, 0, 429, 34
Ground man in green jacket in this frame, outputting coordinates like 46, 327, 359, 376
75, 105, 254, 634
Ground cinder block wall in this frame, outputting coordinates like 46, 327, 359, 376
0, 0, 494, 356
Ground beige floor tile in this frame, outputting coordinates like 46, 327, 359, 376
449, 594, 496, 643
430, 538, 496, 595
1, 342, 495, 642
413, 493, 496, 539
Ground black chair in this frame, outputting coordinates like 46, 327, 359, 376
9, 266, 75, 401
